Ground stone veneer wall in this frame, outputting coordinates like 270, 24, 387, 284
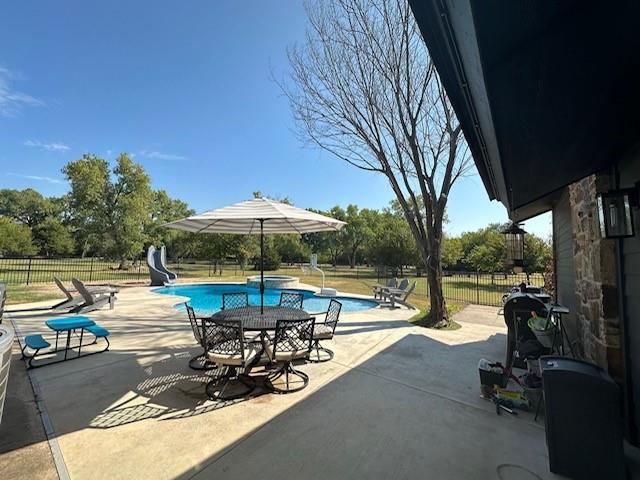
568, 174, 623, 378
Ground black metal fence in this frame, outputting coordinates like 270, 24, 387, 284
0, 257, 147, 285
0, 255, 545, 307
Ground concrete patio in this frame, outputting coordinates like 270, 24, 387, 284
1, 286, 561, 479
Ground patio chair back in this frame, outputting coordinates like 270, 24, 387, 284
388, 278, 398, 288
185, 304, 204, 347
54, 276, 74, 301
71, 278, 95, 305
272, 317, 315, 360
222, 292, 249, 310
203, 319, 247, 364
397, 278, 409, 291
402, 282, 417, 301
324, 299, 342, 334
279, 292, 304, 309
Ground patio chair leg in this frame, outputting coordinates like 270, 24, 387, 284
265, 362, 309, 394
206, 367, 255, 401
188, 352, 217, 371
308, 340, 334, 363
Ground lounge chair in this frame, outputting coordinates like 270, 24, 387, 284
372, 278, 398, 299
383, 281, 417, 309
71, 278, 118, 313
52, 276, 86, 310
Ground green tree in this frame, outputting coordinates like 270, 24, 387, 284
33, 217, 75, 256
0, 188, 51, 228
524, 234, 552, 272
145, 189, 194, 257
274, 235, 310, 264
366, 213, 418, 275
441, 236, 463, 270
64, 153, 152, 266
0, 217, 37, 256
338, 205, 374, 268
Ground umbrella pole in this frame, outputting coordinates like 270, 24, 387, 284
260, 219, 264, 314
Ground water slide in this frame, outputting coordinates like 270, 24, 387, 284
147, 246, 177, 286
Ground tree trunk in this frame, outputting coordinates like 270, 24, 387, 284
118, 257, 128, 270
426, 247, 447, 326
349, 249, 357, 269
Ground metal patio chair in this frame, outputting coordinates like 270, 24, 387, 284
185, 304, 216, 371
264, 317, 315, 394
222, 292, 249, 310
279, 292, 304, 309
309, 299, 342, 363
203, 318, 260, 401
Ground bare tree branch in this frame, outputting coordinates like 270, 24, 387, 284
279, 0, 472, 324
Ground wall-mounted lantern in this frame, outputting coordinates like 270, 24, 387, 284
502, 222, 526, 273
597, 188, 637, 238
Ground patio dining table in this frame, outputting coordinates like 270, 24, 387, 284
209, 305, 311, 331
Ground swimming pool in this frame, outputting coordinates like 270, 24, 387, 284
153, 283, 378, 315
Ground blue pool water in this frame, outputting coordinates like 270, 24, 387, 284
153, 283, 378, 315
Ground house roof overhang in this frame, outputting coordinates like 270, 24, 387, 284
409, 0, 640, 221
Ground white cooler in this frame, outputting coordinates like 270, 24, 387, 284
0, 323, 14, 425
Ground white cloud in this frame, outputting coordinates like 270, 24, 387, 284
7, 172, 65, 184
139, 149, 187, 161
0, 67, 45, 117
24, 139, 70, 152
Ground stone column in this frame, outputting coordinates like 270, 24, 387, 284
568, 173, 623, 380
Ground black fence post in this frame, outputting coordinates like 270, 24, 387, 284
26, 257, 32, 285
137, 257, 142, 281
89, 257, 94, 282
476, 271, 480, 305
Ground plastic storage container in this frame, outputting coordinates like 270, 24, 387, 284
541, 356, 624, 479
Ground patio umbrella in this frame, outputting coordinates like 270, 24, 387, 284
164, 197, 346, 313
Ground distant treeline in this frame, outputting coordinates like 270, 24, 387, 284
0, 154, 551, 272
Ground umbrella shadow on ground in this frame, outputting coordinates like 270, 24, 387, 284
87, 357, 278, 429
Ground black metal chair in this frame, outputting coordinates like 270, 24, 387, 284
203, 318, 259, 400
309, 299, 342, 363
185, 304, 216, 371
279, 292, 304, 309
264, 317, 315, 394
222, 292, 249, 310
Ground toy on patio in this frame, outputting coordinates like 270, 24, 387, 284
478, 358, 533, 416
21, 316, 111, 368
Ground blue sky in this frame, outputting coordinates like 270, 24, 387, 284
0, 0, 551, 238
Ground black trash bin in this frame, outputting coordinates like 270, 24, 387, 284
541, 356, 625, 479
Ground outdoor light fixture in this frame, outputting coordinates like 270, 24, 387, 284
597, 188, 637, 238
502, 222, 526, 273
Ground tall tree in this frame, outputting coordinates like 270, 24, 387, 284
339, 205, 374, 268
283, 0, 471, 325
64, 153, 152, 266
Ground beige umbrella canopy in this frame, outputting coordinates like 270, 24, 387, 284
164, 197, 346, 312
